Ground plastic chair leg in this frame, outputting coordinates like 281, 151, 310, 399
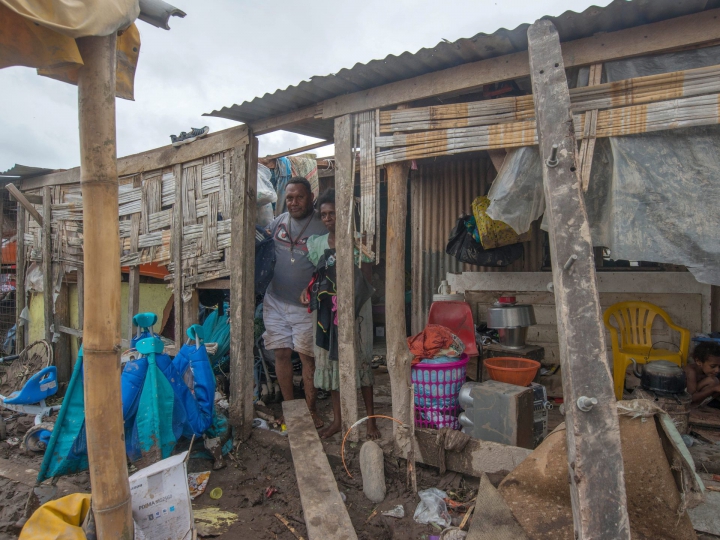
614, 358, 628, 400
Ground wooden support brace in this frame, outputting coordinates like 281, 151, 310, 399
528, 20, 629, 540
334, 114, 359, 441
229, 135, 258, 439
128, 175, 142, 343
283, 399, 358, 540
172, 163, 184, 345
15, 204, 25, 352
54, 281, 71, 383
264, 139, 332, 160
42, 187, 53, 344
578, 63, 602, 192
6, 184, 43, 227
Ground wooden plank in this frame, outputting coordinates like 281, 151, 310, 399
42, 187, 53, 343
528, 19, 629, 540
228, 137, 257, 439
283, 399, 358, 540
7, 183, 43, 227
16, 204, 25, 352
20, 125, 250, 190
577, 64, 602, 191
57, 325, 83, 338
196, 278, 230, 289
127, 175, 142, 343
322, 9, 720, 119
77, 267, 84, 340
334, 115, 359, 441
467, 474, 529, 540
182, 289, 199, 338
264, 139, 332, 160
172, 163, 183, 346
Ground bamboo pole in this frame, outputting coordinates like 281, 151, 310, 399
76, 34, 133, 539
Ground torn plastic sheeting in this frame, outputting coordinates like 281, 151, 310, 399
485, 45, 720, 286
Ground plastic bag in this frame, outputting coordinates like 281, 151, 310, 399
413, 488, 451, 528
472, 195, 531, 249
445, 216, 523, 267
256, 164, 277, 207
257, 203, 274, 227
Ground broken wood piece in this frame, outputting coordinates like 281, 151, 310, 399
275, 513, 305, 540
283, 399, 358, 540
458, 504, 474, 531
6, 184, 43, 227
466, 474, 527, 540
395, 426, 532, 478
528, 19, 629, 539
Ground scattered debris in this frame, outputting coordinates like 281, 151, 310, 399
193, 506, 239, 537
275, 513, 305, 540
414, 488, 451, 528
381, 505, 405, 519
187, 471, 210, 500
209, 487, 222, 500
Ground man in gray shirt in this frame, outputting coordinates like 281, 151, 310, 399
263, 177, 327, 427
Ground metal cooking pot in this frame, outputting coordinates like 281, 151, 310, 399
630, 359, 686, 394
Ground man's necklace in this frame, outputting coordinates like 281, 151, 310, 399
287, 215, 312, 264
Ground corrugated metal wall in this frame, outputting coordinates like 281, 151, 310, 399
410, 155, 545, 333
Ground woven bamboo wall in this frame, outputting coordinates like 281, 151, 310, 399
22, 149, 235, 292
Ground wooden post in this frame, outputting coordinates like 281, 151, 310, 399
172, 163, 183, 346
76, 34, 133, 538
334, 114, 359, 441
54, 280, 71, 383
386, 158, 413, 431
528, 20, 629, 540
127, 176, 142, 343
42, 187, 53, 343
76, 267, 84, 365
228, 135, 257, 439
182, 289, 199, 337
15, 204, 25, 352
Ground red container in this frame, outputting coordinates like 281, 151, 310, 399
484, 357, 540, 386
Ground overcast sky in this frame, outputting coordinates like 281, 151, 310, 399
0, 0, 611, 173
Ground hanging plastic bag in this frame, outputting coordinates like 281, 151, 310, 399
256, 164, 277, 207
445, 215, 524, 267
413, 488, 451, 528
472, 196, 531, 249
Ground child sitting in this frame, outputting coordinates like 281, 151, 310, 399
684, 342, 720, 405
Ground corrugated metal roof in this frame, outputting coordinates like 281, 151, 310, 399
206, 0, 716, 139
0, 164, 56, 179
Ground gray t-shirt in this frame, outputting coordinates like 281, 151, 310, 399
266, 211, 328, 305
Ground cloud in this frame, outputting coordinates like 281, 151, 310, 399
0, 0, 610, 171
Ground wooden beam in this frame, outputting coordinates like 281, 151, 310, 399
127, 175, 142, 343
249, 104, 320, 136
54, 281, 71, 384
57, 325, 83, 338
20, 125, 250, 190
528, 20, 629, 540
7, 184, 43, 227
333, 115, 359, 441
42, 187, 52, 343
283, 399, 358, 540
578, 64, 602, 192
21, 194, 43, 205
196, 278, 230, 289
228, 136, 257, 439
182, 289, 199, 338
386, 156, 413, 433
15, 204, 25, 352
264, 139, 333, 160
322, 9, 720, 119
172, 163, 183, 347
77, 267, 84, 344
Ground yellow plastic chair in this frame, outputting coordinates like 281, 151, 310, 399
603, 301, 690, 400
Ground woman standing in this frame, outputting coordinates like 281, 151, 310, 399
302, 190, 380, 439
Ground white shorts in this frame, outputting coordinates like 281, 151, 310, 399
262, 291, 315, 357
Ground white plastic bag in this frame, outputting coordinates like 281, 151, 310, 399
413, 488, 451, 528
256, 164, 277, 207
256, 203, 274, 227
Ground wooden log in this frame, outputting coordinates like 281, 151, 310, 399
385, 157, 413, 431
283, 399, 358, 540
6, 184, 43, 227
42, 187, 52, 344
76, 33, 133, 537
228, 136, 257, 439
333, 114, 359, 441
322, 9, 720, 119
528, 19, 629, 540
128, 175, 142, 343
172, 163, 183, 346
15, 204, 25, 352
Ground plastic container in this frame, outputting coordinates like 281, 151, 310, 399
484, 357, 540, 386
412, 354, 469, 430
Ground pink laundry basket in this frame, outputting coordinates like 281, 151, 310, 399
412, 354, 469, 430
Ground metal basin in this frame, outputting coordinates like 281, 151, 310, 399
497, 327, 529, 349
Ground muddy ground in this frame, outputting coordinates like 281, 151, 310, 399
0, 369, 480, 539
